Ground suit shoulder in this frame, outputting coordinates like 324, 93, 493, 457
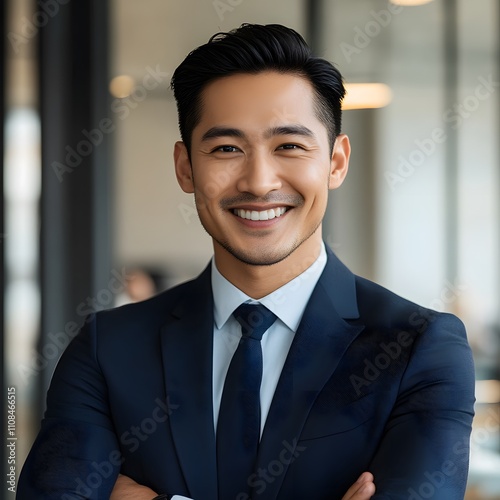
353, 275, 466, 337
354, 274, 423, 320
91, 270, 208, 334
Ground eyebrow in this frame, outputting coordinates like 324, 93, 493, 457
201, 127, 245, 142
200, 124, 316, 142
264, 125, 315, 140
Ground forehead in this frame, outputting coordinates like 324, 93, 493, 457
196, 71, 321, 132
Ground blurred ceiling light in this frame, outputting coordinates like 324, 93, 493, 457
390, 0, 434, 5
475, 379, 500, 404
343, 83, 393, 110
109, 75, 135, 98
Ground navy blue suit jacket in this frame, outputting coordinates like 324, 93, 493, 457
18, 248, 475, 499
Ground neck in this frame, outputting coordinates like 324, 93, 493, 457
214, 230, 323, 299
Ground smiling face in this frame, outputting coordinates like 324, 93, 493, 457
174, 71, 350, 283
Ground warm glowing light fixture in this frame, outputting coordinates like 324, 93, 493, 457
475, 379, 500, 404
109, 75, 136, 98
390, 0, 434, 5
343, 83, 393, 110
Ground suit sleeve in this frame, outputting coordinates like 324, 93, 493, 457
369, 313, 475, 499
17, 315, 121, 499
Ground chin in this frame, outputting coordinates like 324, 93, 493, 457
219, 240, 299, 267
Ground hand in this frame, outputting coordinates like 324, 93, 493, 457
341, 472, 376, 500
110, 474, 158, 500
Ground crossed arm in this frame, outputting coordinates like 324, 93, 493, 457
18, 312, 475, 498
109, 471, 376, 499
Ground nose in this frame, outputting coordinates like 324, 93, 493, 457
236, 152, 282, 197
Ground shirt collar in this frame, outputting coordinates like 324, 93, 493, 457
211, 243, 327, 332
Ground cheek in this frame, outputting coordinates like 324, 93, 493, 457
194, 162, 242, 200
290, 168, 330, 205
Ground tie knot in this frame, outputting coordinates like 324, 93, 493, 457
233, 303, 277, 341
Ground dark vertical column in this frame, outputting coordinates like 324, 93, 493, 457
443, 0, 459, 285
305, 0, 322, 54
37, 0, 111, 421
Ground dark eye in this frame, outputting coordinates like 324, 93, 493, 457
214, 145, 240, 153
277, 144, 301, 150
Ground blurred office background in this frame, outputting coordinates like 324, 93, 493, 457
2, 0, 499, 498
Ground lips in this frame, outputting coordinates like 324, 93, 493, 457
233, 207, 288, 221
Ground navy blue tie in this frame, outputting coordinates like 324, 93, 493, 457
217, 303, 277, 499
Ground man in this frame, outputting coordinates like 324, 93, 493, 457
18, 24, 475, 499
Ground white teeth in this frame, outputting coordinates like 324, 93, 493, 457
234, 207, 288, 221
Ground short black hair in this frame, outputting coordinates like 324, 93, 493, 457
170, 23, 346, 154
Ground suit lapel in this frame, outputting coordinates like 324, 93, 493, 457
159, 249, 363, 499
160, 265, 218, 500
255, 249, 364, 499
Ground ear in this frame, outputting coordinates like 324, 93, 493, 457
328, 134, 351, 190
174, 141, 194, 193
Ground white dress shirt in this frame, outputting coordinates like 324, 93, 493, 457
211, 243, 327, 436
